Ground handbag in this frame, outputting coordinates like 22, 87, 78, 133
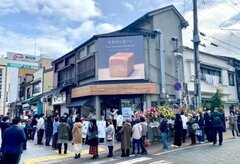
107, 134, 113, 141
192, 123, 200, 131
87, 131, 98, 140
195, 129, 202, 136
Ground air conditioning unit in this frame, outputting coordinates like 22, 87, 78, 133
190, 75, 194, 82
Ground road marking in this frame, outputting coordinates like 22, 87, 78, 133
117, 157, 152, 164
149, 160, 173, 164
24, 147, 106, 164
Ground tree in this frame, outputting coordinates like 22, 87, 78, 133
210, 88, 224, 113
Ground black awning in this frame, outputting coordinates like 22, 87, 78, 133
66, 97, 94, 108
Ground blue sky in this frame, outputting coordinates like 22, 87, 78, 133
0, 0, 240, 59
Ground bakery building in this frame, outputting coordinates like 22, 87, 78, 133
54, 5, 188, 119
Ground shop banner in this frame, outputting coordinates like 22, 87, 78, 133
98, 36, 144, 81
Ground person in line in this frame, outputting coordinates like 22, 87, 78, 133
31, 114, 38, 140
111, 108, 118, 131
119, 118, 132, 157
45, 115, 53, 146
236, 110, 240, 133
52, 117, 60, 150
187, 114, 197, 146
131, 118, 142, 155
160, 115, 169, 151
139, 117, 148, 154
171, 113, 183, 148
0, 116, 11, 140
87, 119, 99, 159
1, 117, 26, 164
37, 113, 45, 145
196, 110, 205, 144
20, 120, 27, 150
211, 107, 225, 145
105, 119, 115, 157
58, 117, 70, 154
204, 108, 212, 142
72, 117, 83, 159
180, 112, 188, 143
26, 115, 32, 140
228, 111, 239, 138
67, 113, 74, 141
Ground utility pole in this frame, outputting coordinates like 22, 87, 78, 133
193, 0, 201, 110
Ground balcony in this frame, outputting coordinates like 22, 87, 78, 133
57, 78, 75, 87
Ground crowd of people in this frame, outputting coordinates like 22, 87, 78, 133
0, 106, 239, 164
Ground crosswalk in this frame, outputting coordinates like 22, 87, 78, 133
84, 156, 173, 164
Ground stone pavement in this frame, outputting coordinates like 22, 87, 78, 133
20, 129, 235, 164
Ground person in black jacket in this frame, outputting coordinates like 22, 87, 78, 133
204, 109, 212, 142
1, 117, 26, 164
171, 113, 183, 147
211, 107, 225, 145
160, 115, 169, 150
0, 116, 11, 140
196, 111, 205, 144
45, 115, 53, 146
31, 114, 38, 140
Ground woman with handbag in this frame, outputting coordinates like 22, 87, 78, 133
105, 119, 115, 157
187, 114, 197, 146
72, 117, 83, 159
228, 111, 239, 138
87, 119, 99, 159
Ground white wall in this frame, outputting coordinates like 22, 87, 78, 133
183, 47, 239, 111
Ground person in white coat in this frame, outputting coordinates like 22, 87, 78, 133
131, 119, 142, 155
105, 119, 115, 157
181, 112, 188, 143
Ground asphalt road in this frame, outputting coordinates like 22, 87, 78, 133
53, 138, 240, 164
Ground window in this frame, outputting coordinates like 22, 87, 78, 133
228, 72, 235, 86
77, 56, 95, 81
33, 81, 41, 94
200, 65, 222, 83
87, 43, 95, 54
77, 49, 86, 60
26, 88, 31, 99
58, 67, 73, 87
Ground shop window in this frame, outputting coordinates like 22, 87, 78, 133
228, 72, 235, 86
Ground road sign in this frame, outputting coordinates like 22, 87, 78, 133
173, 82, 182, 91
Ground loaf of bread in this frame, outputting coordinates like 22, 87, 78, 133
109, 52, 134, 77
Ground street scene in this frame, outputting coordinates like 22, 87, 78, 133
1, 0, 240, 164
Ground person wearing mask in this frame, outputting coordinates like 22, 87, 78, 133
37, 113, 45, 145
196, 110, 205, 144
0, 116, 11, 140
87, 119, 99, 159
171, 113, 183, 148
180, 112, 188, 143
52, 117, 60, 150
119, 118, 132, 157
187, 114, 197, 146
131, 118, 142, 155
45, 115, 53, 146
72, 117, 83, 159
204, 109, 212, 142
160, 115, 169, 151
139, 117, 148, 154
211, 107, 225, 145
31, 114, 38, 140
58, 117, 70, 154
20, 120, 27, 150
105, 119, 115, 157
228, 111, 239, 138
1, 117, 26, 164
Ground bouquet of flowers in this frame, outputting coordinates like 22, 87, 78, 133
157, 106, 175, 119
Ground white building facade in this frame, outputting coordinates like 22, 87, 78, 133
183, 47, 239, 115
0, 58, 7, 115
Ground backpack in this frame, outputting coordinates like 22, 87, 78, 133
212, 116, 222, 127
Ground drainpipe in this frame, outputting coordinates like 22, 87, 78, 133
154, 29, 166, 101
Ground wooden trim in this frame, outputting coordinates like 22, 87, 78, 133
72, 83, 157, 98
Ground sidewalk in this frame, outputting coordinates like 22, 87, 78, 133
21, 129, 235, 164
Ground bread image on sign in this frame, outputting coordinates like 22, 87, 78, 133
109, 52, 134, 77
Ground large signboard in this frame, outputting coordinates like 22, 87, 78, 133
98, 36, 144, 80
7, 52, 40, 62
7, 63, 38, 70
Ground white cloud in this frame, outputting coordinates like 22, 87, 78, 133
121, 2, 135, 11
0, 0, 102, 22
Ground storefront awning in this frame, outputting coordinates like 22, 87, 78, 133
66, 97, 94, 108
